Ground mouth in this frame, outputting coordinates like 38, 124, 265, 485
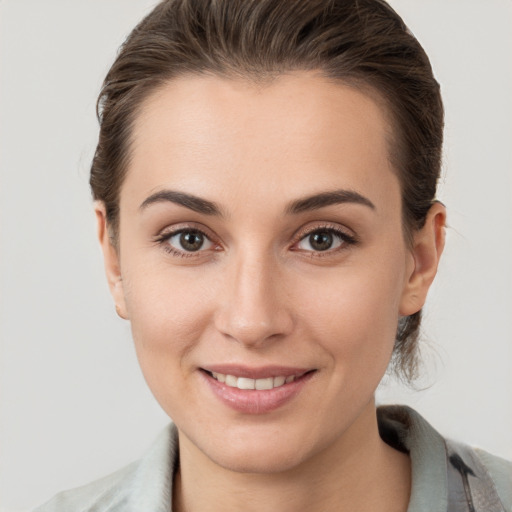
199, 366, 317, 414
204, 370, 309, 390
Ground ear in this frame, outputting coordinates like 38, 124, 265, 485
94, 202, 129, 320
400, 202, 446, 316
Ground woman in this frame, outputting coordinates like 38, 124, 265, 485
34, 0, 511, 511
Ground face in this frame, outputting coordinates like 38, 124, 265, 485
99, 72, 441, 474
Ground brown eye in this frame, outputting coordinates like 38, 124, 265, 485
180, 231, 204, 251
308, 231, 334, 251
167, 230, 213, 253
296, 228, 353, 253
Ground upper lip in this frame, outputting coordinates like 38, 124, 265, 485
201, 365, 313, 380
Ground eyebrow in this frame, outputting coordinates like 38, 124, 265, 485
139, 188, 375, 217
140, 190, 223, 216
285, 189, 375, 214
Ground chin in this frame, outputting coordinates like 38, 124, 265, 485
207, 442, 310, 475
182, 420, 323, 475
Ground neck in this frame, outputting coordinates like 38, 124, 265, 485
173, 401, 411, 512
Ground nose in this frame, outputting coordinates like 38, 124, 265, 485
214, 251, 294, 348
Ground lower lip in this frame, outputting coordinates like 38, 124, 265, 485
201, 371, 315, 414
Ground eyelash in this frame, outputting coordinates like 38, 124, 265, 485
154, 227, 218, 258
154, 224, 358, 258
292, 224, 358, 256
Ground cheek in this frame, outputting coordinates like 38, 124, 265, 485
119, 262, 220, 416
121, 260, 215, 370
297, 262, 405, 369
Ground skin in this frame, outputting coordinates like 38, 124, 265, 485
97, 72, 445, 512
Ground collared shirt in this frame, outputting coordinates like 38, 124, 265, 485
34, 406, 512, 512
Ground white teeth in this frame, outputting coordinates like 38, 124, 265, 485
237, 377, 255, 390
225, 374, 238, 387
255, 377, 274, 390
273, 376, 286, 387
210, 372, 298, 390
212, 372, 226, 383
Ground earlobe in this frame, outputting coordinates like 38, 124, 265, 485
94, 202, 129, 320
399, 202, 446, 316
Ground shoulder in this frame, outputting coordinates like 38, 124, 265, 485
378, 405, 512, 512
33, 460, 139, 512
446, 440, 512, 512
33, 423, 179, 512
473, 446, 512, 511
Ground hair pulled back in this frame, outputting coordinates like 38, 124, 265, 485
90, 0, 444, 382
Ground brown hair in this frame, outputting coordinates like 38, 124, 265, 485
90, 0, 444, 382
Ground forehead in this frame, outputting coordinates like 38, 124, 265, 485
125, 71, 399, 211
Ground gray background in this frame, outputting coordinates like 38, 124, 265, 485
1, 1, 511, 510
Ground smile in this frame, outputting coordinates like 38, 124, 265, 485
210, 372, 298, 390
201, 367, 316, 414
